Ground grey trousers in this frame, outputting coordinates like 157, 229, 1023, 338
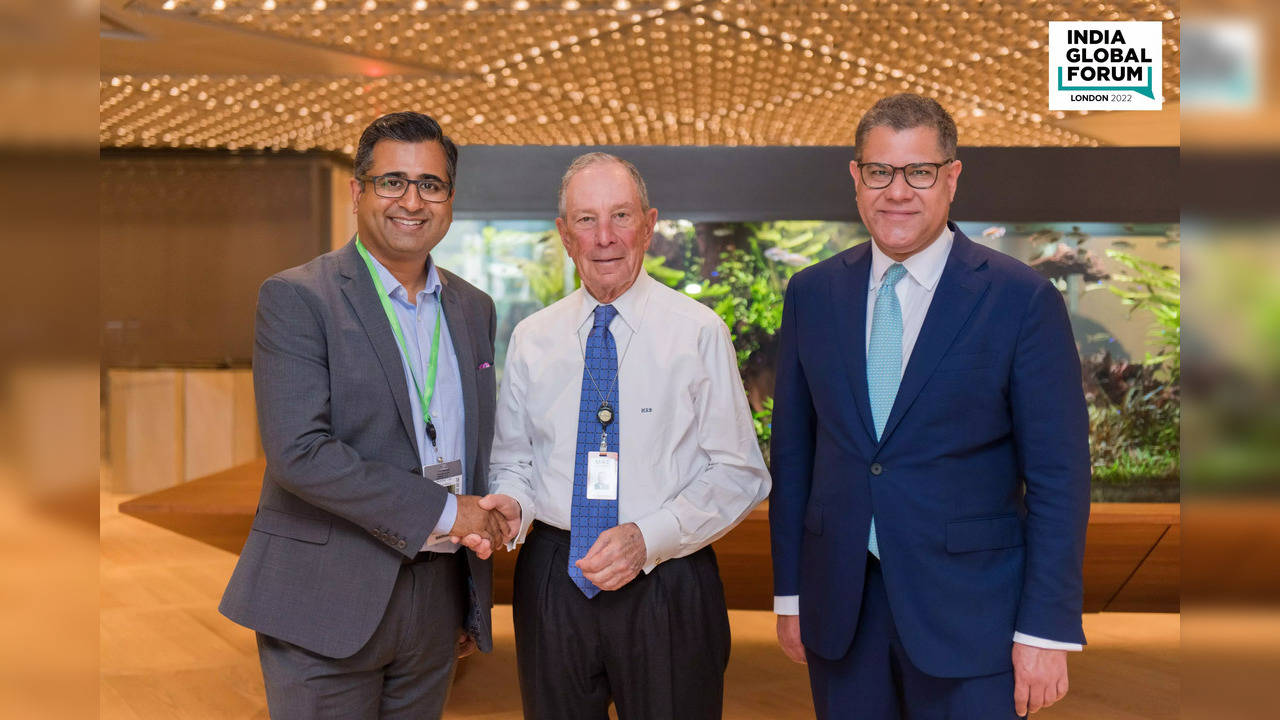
256, 553, 466, 719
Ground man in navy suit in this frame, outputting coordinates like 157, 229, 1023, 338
769, 94, 1090, 718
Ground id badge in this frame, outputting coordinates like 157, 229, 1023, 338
586, 452, 619, 501
423, 459, 463, 495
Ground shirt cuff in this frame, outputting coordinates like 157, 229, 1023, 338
774, 595, 800, 615
1013, 632, 1083, 652
431, 493, 457, 535
488, 483, 534, 551
633, 508, 681, 573
421, 493, 461, 552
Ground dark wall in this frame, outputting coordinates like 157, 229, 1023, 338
453, 146, 1179, 223
101, 153, 334, 367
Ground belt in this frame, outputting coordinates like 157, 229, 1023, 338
531, 520, 571, 545
406, 549, 456, 564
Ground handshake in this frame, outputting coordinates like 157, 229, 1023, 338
446, 494, 521, 560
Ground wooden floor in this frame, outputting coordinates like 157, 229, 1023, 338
102, 490, 1179, 719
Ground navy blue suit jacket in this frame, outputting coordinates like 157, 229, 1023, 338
769, 224, 1090, 678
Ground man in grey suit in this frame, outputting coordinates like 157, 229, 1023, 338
220, 111, 507, 719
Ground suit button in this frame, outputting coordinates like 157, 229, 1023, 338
397, 540, 407, 549
870, 463, 883, 475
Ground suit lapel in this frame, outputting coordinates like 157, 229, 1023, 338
877, 226, 990, 447
832, 243, 878, 443
337, 240, 419, 456
439, 270, 480, 492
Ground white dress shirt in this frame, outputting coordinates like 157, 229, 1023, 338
773, 228, 1082, 652
489, 271, 771, 571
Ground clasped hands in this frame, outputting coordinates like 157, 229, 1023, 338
448, 494, 647, 590
446, 494, 521, 560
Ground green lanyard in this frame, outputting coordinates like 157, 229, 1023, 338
355, 237, 443, 444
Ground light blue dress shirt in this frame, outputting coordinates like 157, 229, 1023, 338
366, 252, 466, 548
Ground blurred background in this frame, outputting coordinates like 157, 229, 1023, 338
1181, 1, 1280, 718
1, 0, 1275, 717
0, 1, 99, 718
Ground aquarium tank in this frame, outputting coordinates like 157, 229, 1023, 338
434, 219, 1180, 502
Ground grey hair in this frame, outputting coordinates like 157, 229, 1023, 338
557, 152, 650, 218
854, 93, 958, 162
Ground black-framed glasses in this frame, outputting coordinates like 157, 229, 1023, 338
359, 174, 453, 203
857, 160, 954, 189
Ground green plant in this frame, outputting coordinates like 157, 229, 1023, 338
680, 221, 866, 457
500, 229, 575, 307
643, 254, 687, 288
687, 221, 863, 362
1083, 245, 1181, 491
752, 397, 774, 466
1105, 248, 1180, 382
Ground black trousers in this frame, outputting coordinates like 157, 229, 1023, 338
513, 521, 732, 720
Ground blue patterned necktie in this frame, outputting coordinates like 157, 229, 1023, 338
568, 304, 621, 597
867, 263, 907, 559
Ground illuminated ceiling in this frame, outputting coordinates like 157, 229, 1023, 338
100, 0, 1180, 152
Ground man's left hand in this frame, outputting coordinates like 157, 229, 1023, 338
1012, 642, 1069, 716
456, 628, 477, 659
575, 523, 646, 591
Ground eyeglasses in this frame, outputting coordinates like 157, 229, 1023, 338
359, 174, 453, 203
857, 160, 954, 190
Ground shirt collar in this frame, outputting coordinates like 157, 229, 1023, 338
573, 271, 654, 334
366, 250, 442, 304
869, 225, 953, 292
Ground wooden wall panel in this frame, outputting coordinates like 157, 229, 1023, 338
101, 152, 335, 367
108, 369, 184, 494
1081, 523, 1168, 613
1108, 525, 1180, 612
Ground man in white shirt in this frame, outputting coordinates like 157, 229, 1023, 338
480, 152, 771, 719
769, 94, 1090, 719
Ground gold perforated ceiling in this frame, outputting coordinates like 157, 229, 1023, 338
100, 0, 1180, 151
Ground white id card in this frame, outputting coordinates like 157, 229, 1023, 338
423, 459, 463, 495
586, 452, 619, 500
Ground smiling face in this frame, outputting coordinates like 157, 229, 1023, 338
556, 161, 658, 303
349, 139, 454, 268
852, 125, 962, 261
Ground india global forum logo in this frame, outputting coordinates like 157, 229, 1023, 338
1049, 21, 1165, 111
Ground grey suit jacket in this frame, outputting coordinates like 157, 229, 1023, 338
220, 238, 498, 658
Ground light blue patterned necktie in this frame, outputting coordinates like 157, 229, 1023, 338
867, 263, 907, 559
568, 304, 620, 597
